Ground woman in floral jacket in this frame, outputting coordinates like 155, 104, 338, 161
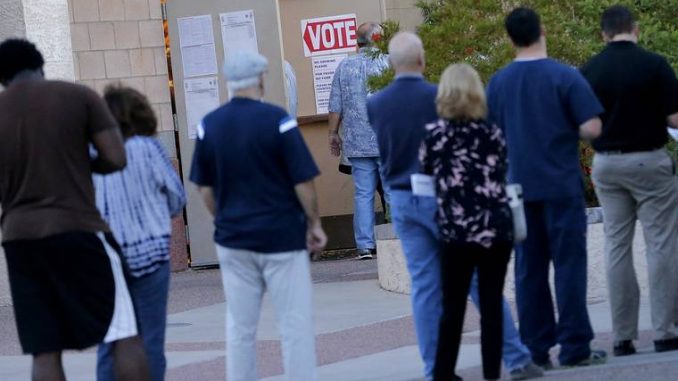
420, 63, 513, 381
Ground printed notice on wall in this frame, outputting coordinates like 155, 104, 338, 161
220, 10, 258, 57
184, 77, 220, 140
312, 54, 346, 114
178, 15, 218, 78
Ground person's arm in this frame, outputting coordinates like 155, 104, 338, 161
419, 124, 436, 175
295, 180, 327, 255
278, 115, 326, 255
197, 186, 216, 217
328, 112, 342, 157
189, 121, 216, 215
328, 64, 343, 157
150, 141, 186, 217
565, 72, 604, 141
668, 112, 678, 129
91, 128, 126, 174
655, 58, 678, 129
579, 117, 603, 141
85, 87, 127, 174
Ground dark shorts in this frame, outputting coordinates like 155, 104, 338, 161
3, 232, 138, 355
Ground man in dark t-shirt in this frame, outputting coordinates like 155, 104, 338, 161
581, 5, 678, 357
486, 8, 606, 369
0, 39, 150, 380
190, 50, 326, 381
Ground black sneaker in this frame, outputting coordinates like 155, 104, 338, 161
356, 249, 373, 260
561, 349, 607, 367
654, 338, 678, 353
533, 358, 554, 371
613, 340, 636, 356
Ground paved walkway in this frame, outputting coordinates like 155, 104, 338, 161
1, 255, 677, 380
0, 226, 678, 381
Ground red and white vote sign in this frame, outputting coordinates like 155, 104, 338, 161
301, 14, 357, 57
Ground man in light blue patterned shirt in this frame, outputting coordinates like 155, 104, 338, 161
328, 22, 389, 259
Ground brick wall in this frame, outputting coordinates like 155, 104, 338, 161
67, 0, 174, 134
67, 0, 188, 271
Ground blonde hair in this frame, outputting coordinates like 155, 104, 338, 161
436, 63, 487, 120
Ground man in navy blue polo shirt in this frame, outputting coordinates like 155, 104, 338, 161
190, 51, 326, 381
487, 7, 605, 369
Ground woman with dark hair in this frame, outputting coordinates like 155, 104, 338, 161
94, 84, 186, 381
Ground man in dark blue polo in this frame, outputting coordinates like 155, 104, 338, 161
190, 51, 326, 381
368, 32, 542, 381
487, 7, 605, 369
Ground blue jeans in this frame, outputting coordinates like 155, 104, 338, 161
97, 261, 170, 381
389, 191, 442, 378
390, 190, 533, 378
349, 157, 387, 250
515, 198, 594, 365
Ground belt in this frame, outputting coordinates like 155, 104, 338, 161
597, 146, 664, 155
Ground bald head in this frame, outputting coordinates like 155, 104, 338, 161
388, 32, 425, 74
357, 22, 381, 48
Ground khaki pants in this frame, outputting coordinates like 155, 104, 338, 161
592, 149, 678, 341
216, 246, 317, 381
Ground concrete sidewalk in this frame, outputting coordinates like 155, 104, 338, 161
1, 258, 677, 380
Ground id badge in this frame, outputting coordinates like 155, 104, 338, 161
411, 174, 436, 197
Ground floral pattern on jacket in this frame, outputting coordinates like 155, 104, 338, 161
419, 118, 513, 247
328, 47, 389, 158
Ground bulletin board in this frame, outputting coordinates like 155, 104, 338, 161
166, 0, 287, 266
279, 0, 386, 119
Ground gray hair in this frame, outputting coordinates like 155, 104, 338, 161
223, 50, 268, 92
356, 22, 382, 47
388, 32, 424, 68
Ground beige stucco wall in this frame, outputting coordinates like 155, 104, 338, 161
0, 0, 27, 40
385, 0, 423, 32
67, 0, 174, 133
0, 0, 75, 81
25, 0, 75, 79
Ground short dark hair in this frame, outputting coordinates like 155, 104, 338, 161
601, 5, 635, 37
505, 7, 542, 47
103, 84, 157, 138
0, 39, 44, 85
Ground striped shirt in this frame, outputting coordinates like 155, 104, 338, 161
94, 136, 186, 277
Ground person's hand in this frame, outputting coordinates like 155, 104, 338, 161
306, 219, 327, 259
328, 131, 342, 157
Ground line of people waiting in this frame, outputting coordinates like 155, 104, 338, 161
0, 3, 676, 381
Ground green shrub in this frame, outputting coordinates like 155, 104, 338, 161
370, 0, 678, 206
